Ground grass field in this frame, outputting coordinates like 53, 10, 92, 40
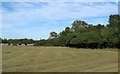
2, 46, 118, 72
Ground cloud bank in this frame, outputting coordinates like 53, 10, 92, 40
1, 0, 119, 2
2, 2, 118, 39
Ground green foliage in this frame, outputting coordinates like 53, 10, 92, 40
2, 39, 8, 43
0, 38, 2, 43
12, 43, 17, 46
2, 14, 120, 49
49, 32, 58, 39
2, 38, 34, 46
72, 20, 88, 33
34, 39, 48, 46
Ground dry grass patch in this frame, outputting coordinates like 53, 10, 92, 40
2, 46, 118, 72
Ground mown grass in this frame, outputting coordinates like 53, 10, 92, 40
2, 46, 118, 72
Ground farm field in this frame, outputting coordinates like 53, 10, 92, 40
2, 46, 118, 72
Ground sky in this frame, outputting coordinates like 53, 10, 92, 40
1, 2, 118, 40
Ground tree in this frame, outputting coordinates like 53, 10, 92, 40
72, 20, 88, 33
107, 15, 120, 48
108, 15, 119, 28
65, 27, 72, 33
49, 32, 58, 39
2, 39, 8, 43
0, 38, 2, 44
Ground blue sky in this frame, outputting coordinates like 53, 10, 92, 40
1, 2, 118, 40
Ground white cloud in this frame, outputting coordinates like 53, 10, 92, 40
1, 2, 118, 39
2, 2, 118, 28
1, 0, 119, 2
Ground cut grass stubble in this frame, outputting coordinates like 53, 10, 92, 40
2, 46, 118, 72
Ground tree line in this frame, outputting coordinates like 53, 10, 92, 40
1, 14, 120, 49
1, 38, 35, 46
